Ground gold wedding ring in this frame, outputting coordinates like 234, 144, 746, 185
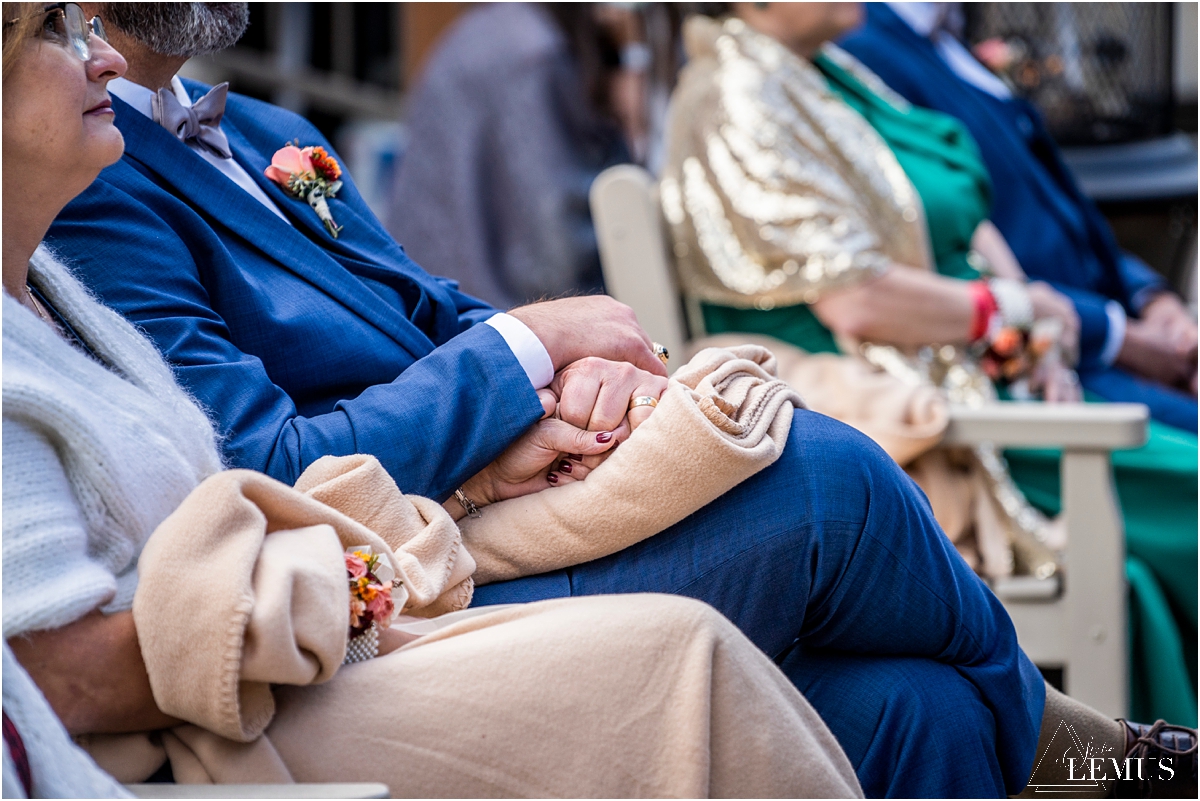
652, 342, 669, 367
630, 396, 659, 410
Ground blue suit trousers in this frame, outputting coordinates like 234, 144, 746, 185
1080, 365, 1198, 435
474, 410, 1045, 797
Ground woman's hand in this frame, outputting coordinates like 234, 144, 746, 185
8, 611, 179, 736
1036, 359, 1083, 404
1026, 282, 1080, 364
376, 615, 430, 656
970, 220, 1026, 280
444, 390, 620, 520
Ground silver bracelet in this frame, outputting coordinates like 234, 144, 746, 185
344, 623, 379, 665
987, 278, 1034, 331
454, 487, 482, 519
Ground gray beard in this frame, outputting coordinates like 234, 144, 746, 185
101, 3, 250, 57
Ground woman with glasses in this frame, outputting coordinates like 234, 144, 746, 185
0, 4, 865, 797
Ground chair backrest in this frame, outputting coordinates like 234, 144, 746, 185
590, 165, 692, 369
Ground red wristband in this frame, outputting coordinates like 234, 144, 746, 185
968, 281, 998, 342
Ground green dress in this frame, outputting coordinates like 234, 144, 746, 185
702, 51, 1198, 725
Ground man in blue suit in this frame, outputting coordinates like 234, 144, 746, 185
49, 4, 1048, 795
840, 2, 1198, 434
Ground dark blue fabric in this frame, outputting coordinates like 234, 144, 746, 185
476, 411, 1047, 797
46, 83, 546, 500
1081, 366, 1199, 434
839, 4, 1168, 369
781, 648, 1004, 798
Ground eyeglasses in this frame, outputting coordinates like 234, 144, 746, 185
5, 3, 107, 61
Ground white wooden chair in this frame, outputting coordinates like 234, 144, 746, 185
591, 164, 1149, 717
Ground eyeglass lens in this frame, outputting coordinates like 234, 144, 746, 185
62, 3, 90, 60
59, 4, 106, 61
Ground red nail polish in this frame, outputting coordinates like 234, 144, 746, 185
558, 460, 572, 473
547, 472, 559, 484
569, 453, 584, 462
596, 432, 612, 443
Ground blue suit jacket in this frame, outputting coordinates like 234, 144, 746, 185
47, 81, 546, 500
840, 4, 1166, 368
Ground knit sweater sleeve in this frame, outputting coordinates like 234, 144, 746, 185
3, 417, 121, 639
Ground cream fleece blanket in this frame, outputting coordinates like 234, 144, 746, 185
128, 452, 859, 796
461, 344, 804, 582
693, 334, 1059, 579
133, 456, 476, 742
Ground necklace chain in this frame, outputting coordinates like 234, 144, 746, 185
24, 284, 52, 325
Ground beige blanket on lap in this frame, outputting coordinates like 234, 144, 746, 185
133, 456, 477, 742
115, 345, 861, 794
692, 334, 1053, 579
461, 344, 804, 582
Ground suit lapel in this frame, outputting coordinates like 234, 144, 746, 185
114, 95, 435, 358
223, 123, 393, 264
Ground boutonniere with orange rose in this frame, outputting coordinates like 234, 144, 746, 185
265, 141, 344, 237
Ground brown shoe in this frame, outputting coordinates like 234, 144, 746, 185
1113, 719, 1197, 798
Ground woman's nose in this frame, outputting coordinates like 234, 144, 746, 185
87, 37, 127, 82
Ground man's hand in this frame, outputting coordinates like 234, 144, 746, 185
1119, 293, 1197, 394
1141, 292, 1198, 356
1118, 320, 1197, 393
549, 356, 668, 434
509, 296, 667, 377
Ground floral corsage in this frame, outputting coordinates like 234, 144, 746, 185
344, 546, 399, 664
976, 318, 1071, 400
265, 142, 344, 238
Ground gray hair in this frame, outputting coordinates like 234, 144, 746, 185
101, 3, 250, 57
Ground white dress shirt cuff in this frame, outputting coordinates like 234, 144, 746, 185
484, 313, 555, 390
1100, 300, 1128, 367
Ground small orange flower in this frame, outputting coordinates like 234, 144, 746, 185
306, 146, 341, 181
991, 327, 1022, 357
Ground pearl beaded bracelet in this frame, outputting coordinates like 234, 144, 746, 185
344, 623, 380, 664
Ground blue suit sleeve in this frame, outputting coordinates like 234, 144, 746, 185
437, 277, 504, 331
47, 178, 545, 500
1116, 252, 1167, 313
1046, 283, 1112, 369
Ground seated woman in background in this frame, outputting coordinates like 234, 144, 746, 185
0, 4, 866, 796
663, 1, 1197, 725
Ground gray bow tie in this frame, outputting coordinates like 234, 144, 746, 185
151, 82, 232, 159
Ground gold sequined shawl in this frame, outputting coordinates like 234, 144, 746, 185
661, 16, 932, 309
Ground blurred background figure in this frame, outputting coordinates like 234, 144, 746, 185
841, 3, 1198, 433
661, 1, 1196, 728
385, 2, 678, 309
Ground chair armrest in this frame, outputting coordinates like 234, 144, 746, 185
942, 402, 1148, 449
124, 783, 389, 799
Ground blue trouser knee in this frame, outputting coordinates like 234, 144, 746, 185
780, 647, 1004, 798
1080, 364, 1197, 434
473, 409, 1045, 796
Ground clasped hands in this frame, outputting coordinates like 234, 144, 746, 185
445, 297, 668, 519
1118, 292, 1198, 395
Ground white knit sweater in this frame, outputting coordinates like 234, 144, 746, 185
3, 247, 223, 796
